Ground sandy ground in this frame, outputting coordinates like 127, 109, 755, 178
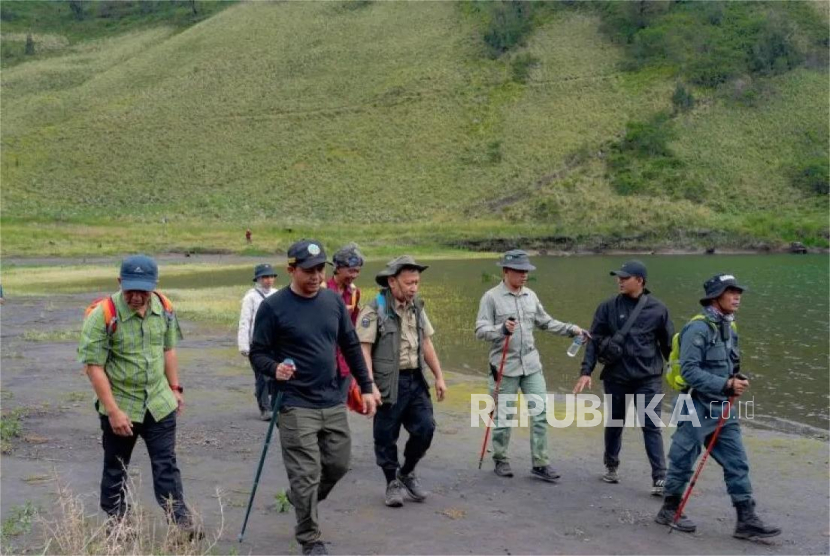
1, 294, 828, 555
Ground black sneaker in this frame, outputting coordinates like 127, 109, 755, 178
396, 470, 427, 502
302, 541, 328, 555
384, 479, 405, 507
602, 467, 619, 484
531, 465, 561, 482
494, 460, 514, 478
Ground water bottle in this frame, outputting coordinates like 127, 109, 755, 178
567, 335, 584, 358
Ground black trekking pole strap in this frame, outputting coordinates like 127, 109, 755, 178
238, 390, 284, 542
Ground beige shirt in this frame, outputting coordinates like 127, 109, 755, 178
357, 298, 435, 370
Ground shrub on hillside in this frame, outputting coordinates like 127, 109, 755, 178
482, 1, 534, 58
791, 158, 830, 196
511, 52, 539, 83
671, 82, 694, 113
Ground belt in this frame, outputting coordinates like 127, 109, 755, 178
399, 367, 421, 374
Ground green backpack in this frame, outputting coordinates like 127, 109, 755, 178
666, 314, 737, 391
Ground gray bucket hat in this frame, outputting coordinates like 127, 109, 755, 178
375, 255, 428, 287
699, 273, 748, 305
497, 249, 536, 271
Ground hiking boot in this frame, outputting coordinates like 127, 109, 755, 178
494, 460, 514, 478
301, 541, 328, 555
174, 517, 205, 541
384, 480, 405, 507
733, 499, 781, 540
651, 478, 665, 497
396, 470, 427, 502
602, 467, 619, 484
260, 410, 272, 421
655, 495, 696, 533
531, 465, 561, 482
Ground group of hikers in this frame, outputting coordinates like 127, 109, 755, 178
78, 242, 780, 555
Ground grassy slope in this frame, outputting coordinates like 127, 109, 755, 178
1, 1, 827, 257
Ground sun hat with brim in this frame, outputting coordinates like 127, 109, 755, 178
375, 255, 428, 287
253, 263, 277, 282
120, 255, 158, 292
699, 273, 748, 305
497, 249, 536, 271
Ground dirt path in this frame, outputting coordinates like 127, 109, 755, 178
1, 295, 828, 555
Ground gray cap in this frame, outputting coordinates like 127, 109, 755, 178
332, 243, 364, 269
375, 255, 428, 287
497, 249, 536, 271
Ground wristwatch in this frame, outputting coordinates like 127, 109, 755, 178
170, 384, 184, 393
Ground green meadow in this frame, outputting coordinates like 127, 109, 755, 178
1, 1, 827, 257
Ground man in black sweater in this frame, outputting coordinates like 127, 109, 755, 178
573, 260, 674, 496
250, 240, 377, 556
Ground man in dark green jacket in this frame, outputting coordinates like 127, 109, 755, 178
358, 256, 447, 508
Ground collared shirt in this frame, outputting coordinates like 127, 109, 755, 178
475, 281, 575, 377
78, 291, 182, 423
356, 297, 435, 370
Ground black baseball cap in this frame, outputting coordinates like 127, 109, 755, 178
287, 240, 330, 269
610, 260, 647, 280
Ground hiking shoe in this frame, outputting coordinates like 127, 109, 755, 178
655, 495, 696, 533
531, 465, 561, 482
396, 470, 427, 502
494, 460, 514, 478
384, 480, 405, 507
602, 467, 619, 484
260, 410, 272, 421
651, 478, 665, 497
301, 541, 328, 555
733, 499, 781, 540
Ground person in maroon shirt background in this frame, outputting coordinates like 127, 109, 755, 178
327, 244, 368, 409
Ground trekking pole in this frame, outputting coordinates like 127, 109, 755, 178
671, 373, 747, 532
478, 320, 514, 469
238, 389, 284, 542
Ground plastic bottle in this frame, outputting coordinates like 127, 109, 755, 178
566, 335, 584, 358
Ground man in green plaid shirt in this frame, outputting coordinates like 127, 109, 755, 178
78, 255, 195, 531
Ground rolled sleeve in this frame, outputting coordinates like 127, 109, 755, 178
164, 314, 183, 350
421, 309, 435, 337
356, 305, 379, 344
78, 305, 109, 366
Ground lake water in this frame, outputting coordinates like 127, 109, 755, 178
154, 254, 830, 432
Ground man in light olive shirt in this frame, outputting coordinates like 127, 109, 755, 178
78, 255, 195, 531
357, 256, 447, 508
475, 250, 589, 482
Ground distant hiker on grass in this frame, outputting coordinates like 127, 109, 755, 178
78, 255, 199, 535
655, 274, 780, 541
245, 228, 252, 244
357, 256, 447, 508
574, 260, 673, 496
238, 263, 279, 420
250, 240, 377, 556
327, 244, 366, 406
475, 249, 588, 482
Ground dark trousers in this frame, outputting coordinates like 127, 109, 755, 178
279, 405, 351, 545
254, 364, 277, 412
603, 377, 666, 481
99, 411, 189, 523
373, 373, 435, 478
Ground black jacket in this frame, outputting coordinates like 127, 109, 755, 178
580, 290, 674, 383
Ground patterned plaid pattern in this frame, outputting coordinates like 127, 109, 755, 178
78, 292, 182, 422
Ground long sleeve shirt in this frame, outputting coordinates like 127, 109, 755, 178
580, 291, 674, 383
249, 287, 373, 409
475, 281, 576, 377
237, 285, 277, 353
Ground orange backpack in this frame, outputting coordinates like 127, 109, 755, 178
84, 292, 175, 336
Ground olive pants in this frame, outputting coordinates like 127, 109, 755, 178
278, 405, 351, 545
